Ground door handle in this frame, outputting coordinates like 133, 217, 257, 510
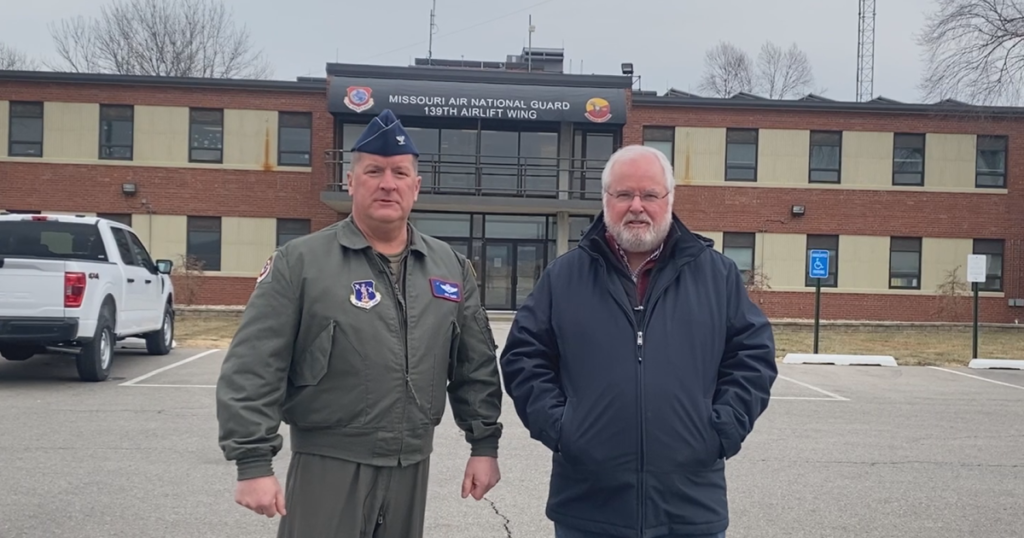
127, 278, 136, 283
145, 279, 152, 284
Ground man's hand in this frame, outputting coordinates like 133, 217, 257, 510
235, 475, 287, 518
461, 456, 500, 500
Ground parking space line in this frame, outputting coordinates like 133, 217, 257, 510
119, 349, 221, 386
772, 396, 846, 401
777, 374, 850, 401
124, 384, 217, 388
927, 367, 1024, 391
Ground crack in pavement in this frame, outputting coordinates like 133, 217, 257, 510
484, 496, 512, 538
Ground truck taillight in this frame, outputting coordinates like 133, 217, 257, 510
65, 272, 87, 308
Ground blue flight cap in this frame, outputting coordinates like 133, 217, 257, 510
349, 109, 419, 157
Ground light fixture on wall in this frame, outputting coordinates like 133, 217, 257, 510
791, 205, 805, 216
621, 62, 634, 76
122, 183, 137, 196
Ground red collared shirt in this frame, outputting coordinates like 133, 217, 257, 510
605, 231, 663, 306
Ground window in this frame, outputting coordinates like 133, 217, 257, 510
186, 216, 221, 271
8, 101, 44, 157
0, 220, 107, 262
125, 230, 157, 273
893, 133, 925, 186
973, 239, 1004, 292
976, 135, 1007, 188
723, 232, 755, 282
809, 131, 841, 183
278, 112, 312, 167
805, 235, 838, 287
99, 105, 134, 160
643, 127, 674, 165
725, 129, 758, 181
109, 228, 138, 266
276, 218, 310, 247
189, 108, 223, 163
97, 213, 132, 227
888, 237, 921, 289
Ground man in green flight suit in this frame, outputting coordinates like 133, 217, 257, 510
215, 108, 504, 538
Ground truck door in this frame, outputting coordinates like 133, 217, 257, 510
125, 230, 164, 332
109, 227, 144, 333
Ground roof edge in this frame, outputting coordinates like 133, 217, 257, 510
631, 93, 1024, 116
325, 62, 634, 89
0, 70, 327, 92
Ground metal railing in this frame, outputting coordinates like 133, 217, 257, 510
324, 150, 610, 200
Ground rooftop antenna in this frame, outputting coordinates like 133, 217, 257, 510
427, 0, 439, 65
528, 15, 535, 72
856, 0, 876, 101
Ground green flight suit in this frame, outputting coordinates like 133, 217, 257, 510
215, 215, 503, 537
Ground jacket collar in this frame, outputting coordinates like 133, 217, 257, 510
579, 212, 712, 266
335, 214, 429, 256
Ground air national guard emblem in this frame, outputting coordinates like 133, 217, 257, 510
429, 278, 462, 302
350, 280, 381, 309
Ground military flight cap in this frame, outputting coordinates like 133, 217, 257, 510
349, 108, 420, 157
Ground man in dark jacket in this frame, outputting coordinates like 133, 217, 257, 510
499, 144, 777, 538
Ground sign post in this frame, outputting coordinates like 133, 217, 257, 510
966, 254, 987, 359
808, 250, 830, 354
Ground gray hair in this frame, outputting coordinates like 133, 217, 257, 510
600, 144, 676, 200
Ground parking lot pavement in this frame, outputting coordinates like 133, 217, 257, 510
1, 333, 1023, 537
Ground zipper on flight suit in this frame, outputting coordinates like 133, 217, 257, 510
375, 253, 411, 460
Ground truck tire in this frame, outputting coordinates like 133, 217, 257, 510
77, 306, 114, 382
145, 304, 174, 356
1, 346, 36, 361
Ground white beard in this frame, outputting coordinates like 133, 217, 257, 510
606, 211, 671, 253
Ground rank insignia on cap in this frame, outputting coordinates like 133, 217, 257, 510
429, 278, 462, 302
350, 280, 381, 309
349, 109, 420, 157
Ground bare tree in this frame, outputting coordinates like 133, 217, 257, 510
698, 42, 754, 97
918, 0, 1024, 105
0, 42, 39, 70
754, 41, 815, 99
46, 0, 273, 79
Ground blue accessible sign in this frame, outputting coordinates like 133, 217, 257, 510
809, 249, 830, 279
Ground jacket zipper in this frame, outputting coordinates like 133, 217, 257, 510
377, 254, 410, 460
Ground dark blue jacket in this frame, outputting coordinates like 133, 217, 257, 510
499, 215, 777, 537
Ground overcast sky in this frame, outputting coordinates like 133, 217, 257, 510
3, 0, 940, 103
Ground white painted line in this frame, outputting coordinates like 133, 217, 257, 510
119, 349, 221, 386
783, 353, 897, 367
927, 367, 1024, 391
124, 383, 216, 388
777, 374, 850, 401
968, 359, 1024, 371
772, 396, 847, 401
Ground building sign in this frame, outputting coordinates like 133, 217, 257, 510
328, 76, 627, 125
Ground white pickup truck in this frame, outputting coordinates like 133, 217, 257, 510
0, 213, 176, 381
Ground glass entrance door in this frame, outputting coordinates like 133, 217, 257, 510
482, 240, 547, 310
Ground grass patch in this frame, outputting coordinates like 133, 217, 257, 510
174, 311, 1023, 368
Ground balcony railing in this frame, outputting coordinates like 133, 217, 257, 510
325, 149, 609, 200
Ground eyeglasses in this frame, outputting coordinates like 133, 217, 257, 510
605, 190, 670, 204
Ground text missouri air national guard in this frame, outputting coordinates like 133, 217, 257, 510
215, 108, 504, 538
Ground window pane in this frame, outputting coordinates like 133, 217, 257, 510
10, 117, 43, 142
726, 143, 756, 165
410, 212, 472, 237
723, 246, 753, 271
279, 127, 310, 152
809, 146, 840, 169
644, 140, 673, 162
484, 215, 547, 239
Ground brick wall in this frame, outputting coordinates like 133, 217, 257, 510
626, 102, 1024, 323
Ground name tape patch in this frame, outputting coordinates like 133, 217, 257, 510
429, 278, 462, 302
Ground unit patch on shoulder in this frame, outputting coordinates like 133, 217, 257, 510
255, 252, 275, 287
430, 278, 462, 302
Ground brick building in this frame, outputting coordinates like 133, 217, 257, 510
1, 49, 1021, 323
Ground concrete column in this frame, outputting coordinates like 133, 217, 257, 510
557, 122, 573, 200
557, 211, 569, 256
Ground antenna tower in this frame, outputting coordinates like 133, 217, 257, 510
856, 0, 876, 101
427, 0, 438, 64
